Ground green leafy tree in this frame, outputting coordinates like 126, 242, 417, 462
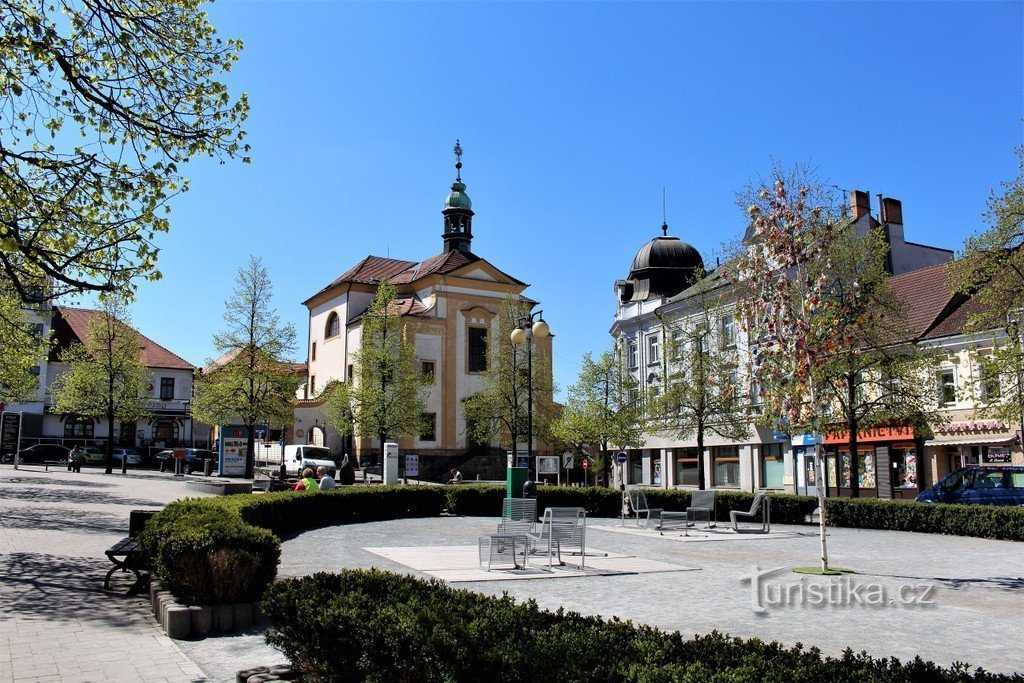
949, 146, 1024, 445
463, 296, 556, 455
193, 256, 298, 478
552, 347, 646, 484
50, 298, 149, 474
0, 277, 47, 403
651, 273, 749, 490
323, 279, 429, 466
0, 0, 249, 303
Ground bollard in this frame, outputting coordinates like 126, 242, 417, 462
212, 604, 234, 631
166, 606, 191, 639
190, 606, 213, 636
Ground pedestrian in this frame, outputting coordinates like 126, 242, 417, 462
317, 466, 336, 490
293, 467, 319, 491
448, 468, 462, 485
68, 446, 82, 473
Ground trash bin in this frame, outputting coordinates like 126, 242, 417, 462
203, 459, 214, 476
522, 479, 536, 498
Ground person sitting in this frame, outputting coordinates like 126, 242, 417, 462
294, 467, 319, 492
448, 468, 463, 485
317, 465, 336, 490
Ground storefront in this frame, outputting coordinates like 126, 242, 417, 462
925, 419, 1021, 481
792, 434, 822, 497
823, 425, 922, 499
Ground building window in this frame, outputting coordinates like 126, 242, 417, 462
420, 412, 436, 441
892, 447, 918, 488
325, 312, 340, 339
761, 443, 784, 488
835, 449, 876, 489
347, 364, 354, 382
673, 448, 700, 487
310, 375, 316, 395
311, 342, 317, 362
421, 361, 436, 383
160, 377, 174, 400
627, 340, 638, 369
646, 334, 660, 364
720, 315, 737, 348
712, 446, 740, 487
154, 419, 179, 444
936, 369, 956, 405
468, 327, 487, 373
978, 364, 1001, 402
670, 328, 684, 360
64, 416, 93, 438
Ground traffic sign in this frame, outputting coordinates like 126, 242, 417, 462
616, 451, 627, 465
562, 452, 573, 469
582, 459, 589, 470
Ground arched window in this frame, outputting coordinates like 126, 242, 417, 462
325, 312, 340, 338
64, 415, 94, 438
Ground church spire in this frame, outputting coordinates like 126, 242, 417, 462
442, 139, 474, 254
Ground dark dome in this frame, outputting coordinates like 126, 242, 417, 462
629, 236, 704, 276
620, 235, 704, 303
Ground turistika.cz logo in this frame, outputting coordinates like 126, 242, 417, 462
742, 566, 937, 614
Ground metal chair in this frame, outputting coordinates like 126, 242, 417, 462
528, 507, 586, 568
687, 490, 717, 529
730, 493, 771, 533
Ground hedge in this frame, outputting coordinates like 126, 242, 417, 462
825, 498, 1024, 541
261, 569, 1019, 683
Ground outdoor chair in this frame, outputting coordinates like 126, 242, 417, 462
498, 497, 538, 536
687, 490, 717, 529
730, 492, 771, 533
626, 486, 689, 532
528, 507, 586, 569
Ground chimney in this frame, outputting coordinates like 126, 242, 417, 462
880, 197, 903, 225
849, 190, 871, 220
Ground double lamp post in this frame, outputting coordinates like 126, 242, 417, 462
510, 311, 549, 479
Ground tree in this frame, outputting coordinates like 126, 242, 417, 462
551, 347, 646, 484
731, 166, 855, 572
949, 146, 1024, 447
50, 297, 149, 474
650, 272, 749, 490
0, 0, 249, 303
812, 226, 943, 497
323, 279, 429, 466
0, 277, 47, 403
192, 256, 298, 478
462, 296, 556, 456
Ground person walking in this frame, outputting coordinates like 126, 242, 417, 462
317, 466, 336, 490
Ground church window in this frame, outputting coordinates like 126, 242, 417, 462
325, 312, 340, 338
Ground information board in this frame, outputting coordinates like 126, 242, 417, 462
405, 453, 419, 477
1, 412, 21, 462
219, 425, 248, 476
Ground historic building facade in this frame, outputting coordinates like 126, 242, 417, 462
299, 155, 552, 468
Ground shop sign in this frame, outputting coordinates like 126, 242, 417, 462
823, 425, 914, 445
934, 420, 1008, 436
984, 446, 1012, 464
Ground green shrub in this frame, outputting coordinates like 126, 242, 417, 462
444, 484, 506, 516
824, 498, 1024, 542
262, 569, 1019, 683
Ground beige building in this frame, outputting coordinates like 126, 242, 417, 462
298, 157, 551, 474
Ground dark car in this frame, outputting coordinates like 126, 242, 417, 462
155, 448, 216, 475
916, 466, 1024, 506
13, 443, 71, 464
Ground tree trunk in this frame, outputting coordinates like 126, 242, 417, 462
696, 425, 706, 490
105, 412, 115, 475
814, 437, 830, 572
847, 374, 860, 498
244, 424, 255, 479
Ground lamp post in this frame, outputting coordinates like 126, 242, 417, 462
510, 311, 549, 480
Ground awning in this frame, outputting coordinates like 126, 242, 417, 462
925, 435, 1017, 447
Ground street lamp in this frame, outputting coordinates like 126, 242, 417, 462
510, 311, 549, 479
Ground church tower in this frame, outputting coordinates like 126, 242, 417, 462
441, 140, 474, 254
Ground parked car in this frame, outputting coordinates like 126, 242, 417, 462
12, 443, 70, 464
110, 448, 144, 467
154, 448, 216, 475
80, 446, 106, 464
916, 466, 1024, 506
282, 444, 337, 478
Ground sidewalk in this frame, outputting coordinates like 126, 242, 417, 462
0, 466, 211, 682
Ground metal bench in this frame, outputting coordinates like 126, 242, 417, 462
730, 493, 771, 533
528, 507, 586, 569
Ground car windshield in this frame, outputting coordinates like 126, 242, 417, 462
942, 470, 971, 490
304, 447, 332, 460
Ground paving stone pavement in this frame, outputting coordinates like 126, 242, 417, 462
0, 466, 213, 682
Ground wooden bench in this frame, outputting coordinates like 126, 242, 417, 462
104, 509, 157, 594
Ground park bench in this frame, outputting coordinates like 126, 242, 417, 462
528, 507, 586, 569
104, 509, 157, 595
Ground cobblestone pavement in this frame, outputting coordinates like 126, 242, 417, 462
0, 466, 211, 682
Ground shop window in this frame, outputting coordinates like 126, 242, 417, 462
646, 334, 660, 364
892, 448, 918, 488
160, 377, 175, 400
325, 312, 340, 338
760, 443, 784, 488
419, 412, 436, 441
154, 419, 178, 444
629, 450, 643, 484
673, 448, 700, 487
983, 445, 1012, 464
712, 446, 740, 487
468, 327, 487, 372
64, 416, 93, 438
936, 369, 956, 405
837, 449, 876, 489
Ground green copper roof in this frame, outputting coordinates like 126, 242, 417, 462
445, 180, 472, 210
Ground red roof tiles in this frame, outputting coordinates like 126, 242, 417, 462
53, 307, 194, 370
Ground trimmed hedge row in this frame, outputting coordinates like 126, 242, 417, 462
826, 497, 1024, 541
261, 569, 1019, 683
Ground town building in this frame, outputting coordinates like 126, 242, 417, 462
6, 306, 197, 451
298, 152, 552, 475
612, 190, 960, 494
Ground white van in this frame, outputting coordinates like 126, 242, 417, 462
283, 445, 336, 477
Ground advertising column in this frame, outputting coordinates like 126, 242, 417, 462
219, 425, 249, 477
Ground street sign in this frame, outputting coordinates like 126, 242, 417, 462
616, 451, 627, 465
537, 455, 559, 475
562, 452, 573, 469
405, 453, 420, 477
582, 459, 589, 470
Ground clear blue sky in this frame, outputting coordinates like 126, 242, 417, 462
116, 0, 1022, 399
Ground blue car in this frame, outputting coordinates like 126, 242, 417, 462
916, 466, 1024, 506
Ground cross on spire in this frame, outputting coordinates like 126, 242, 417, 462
453, 139, 463, 180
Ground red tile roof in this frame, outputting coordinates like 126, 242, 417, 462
887, 263, 960, 340
54, 307, 194, 370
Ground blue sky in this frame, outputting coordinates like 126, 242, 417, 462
115, 0, 1021, 398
